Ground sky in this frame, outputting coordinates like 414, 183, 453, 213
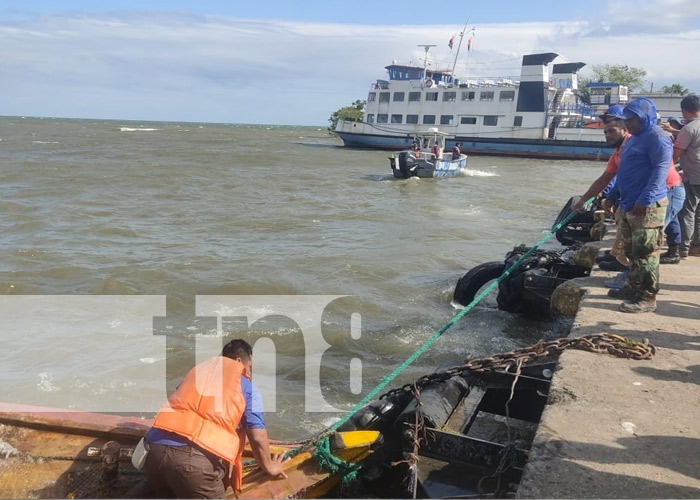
2, 0, 700, 126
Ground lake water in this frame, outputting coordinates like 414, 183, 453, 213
0, 117, 604, 439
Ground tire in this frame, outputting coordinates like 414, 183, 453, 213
453, 261, 506, 306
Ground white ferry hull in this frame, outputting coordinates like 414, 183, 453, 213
337, 129, 614, 161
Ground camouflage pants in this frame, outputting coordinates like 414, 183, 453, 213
619, 199, 668, 300
610, 207, 630, 267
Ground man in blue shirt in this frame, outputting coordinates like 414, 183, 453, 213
608, 98, 672, 313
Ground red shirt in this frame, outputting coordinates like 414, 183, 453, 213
604, 133, 680, 188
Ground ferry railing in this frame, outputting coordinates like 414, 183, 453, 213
549, 103, 596, 116
403, 76, 521, 89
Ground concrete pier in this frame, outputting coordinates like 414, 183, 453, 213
518, 245, 700, 498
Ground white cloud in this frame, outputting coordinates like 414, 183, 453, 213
0, 10, 698, 125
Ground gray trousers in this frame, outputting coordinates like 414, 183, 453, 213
144, 443, 226, 499
679, 182, 700, 251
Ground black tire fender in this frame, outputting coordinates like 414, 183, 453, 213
453, 261, 506, 306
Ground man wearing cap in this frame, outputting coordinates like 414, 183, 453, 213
574, 105, 629, 214
573, 106, 632, 282
675, 94, 700, 258
606, 98, 672, 313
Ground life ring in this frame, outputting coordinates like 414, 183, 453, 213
425, 79, 434, 88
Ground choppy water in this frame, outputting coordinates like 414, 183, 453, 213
0, 116, 604, 439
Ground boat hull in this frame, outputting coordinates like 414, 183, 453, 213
389, 152, 468, 179
337, 130, 614, 161
0, 402, 379, 499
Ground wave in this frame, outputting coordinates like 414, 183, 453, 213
119, 127, 158, 132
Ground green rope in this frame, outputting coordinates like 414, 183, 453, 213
326, 197, 595, 432
288, 197, 594, 476
313, 435, 360, 485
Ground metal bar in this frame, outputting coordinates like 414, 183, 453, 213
416, 428, 528, 470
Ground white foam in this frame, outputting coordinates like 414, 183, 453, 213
139, 357, 161, 365
32, 141, 61, 144
119, 127, 158, 132
460, 168, 499, 177
38, 371, 59, 392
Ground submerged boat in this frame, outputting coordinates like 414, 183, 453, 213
0, 358, 555, 500
389, 128, 467, 178
453, 197, 604, 314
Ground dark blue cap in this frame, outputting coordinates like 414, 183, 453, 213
599, 105, 625, 120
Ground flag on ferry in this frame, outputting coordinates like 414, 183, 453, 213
448, 35, 456, 49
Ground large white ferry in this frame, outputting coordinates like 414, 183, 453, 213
335, 50, 619, 160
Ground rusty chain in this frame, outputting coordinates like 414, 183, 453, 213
379, 333, 655, 400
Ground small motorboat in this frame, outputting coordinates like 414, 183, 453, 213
389, 128, 467, 179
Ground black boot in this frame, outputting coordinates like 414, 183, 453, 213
660, 245, 680, 264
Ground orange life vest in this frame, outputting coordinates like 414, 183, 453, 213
152, 356, 248, 491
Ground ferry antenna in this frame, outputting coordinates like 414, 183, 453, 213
417, 44, 437, 84
450, 18, 473, 79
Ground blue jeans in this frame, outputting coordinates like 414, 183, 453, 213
664, 183, 686, 246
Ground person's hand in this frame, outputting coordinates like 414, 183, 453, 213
573, 197, 585, 213
631, 202, 648, 218
266, 452, 289, 479
602, 199, 615, 218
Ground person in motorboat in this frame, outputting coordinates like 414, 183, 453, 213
452, 142, 462, 159
410, 141, 421, 159
143, 339, 287, 498
432, 142, 441, 159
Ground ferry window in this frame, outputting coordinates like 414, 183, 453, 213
443, 92, 456, 102
483, 115, 498, 126
406, 114, 419, 124
480, 91, 494, 101
377, 114, 388, 123
462, 91, 475, 101
367, 114, 375, 123
514, 116, 523, 127
393, 92, 405, 102
368, 93, 376, 102
499, 91, 515, 101
460, 116, 477, 125
422, 115, 436, 124
409, 92, 421, 102
379, 92, 390, 103
391, 114, 403, 124
425, 92, 438, 102
440, 115, 454, 125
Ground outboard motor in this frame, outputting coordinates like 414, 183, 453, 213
398, 152, 412, 178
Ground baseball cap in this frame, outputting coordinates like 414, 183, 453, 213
669, 117, 685, 129
619, 107, 640, 121
598, 105, 625, 120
